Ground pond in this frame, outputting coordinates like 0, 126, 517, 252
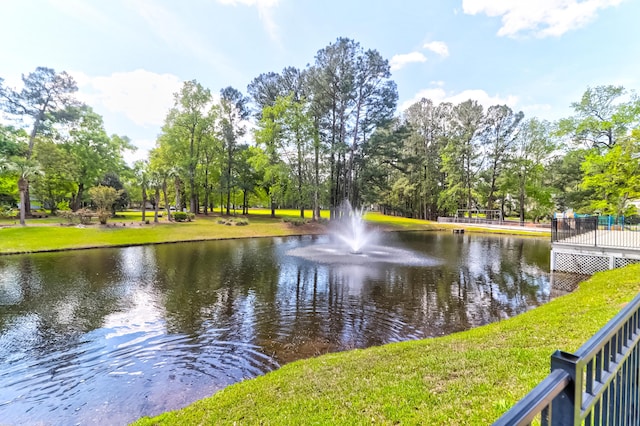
0, 232, 574, 425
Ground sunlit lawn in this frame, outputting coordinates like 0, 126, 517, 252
0, 210, 328, 254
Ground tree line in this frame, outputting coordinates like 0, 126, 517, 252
1, 38, 639, 225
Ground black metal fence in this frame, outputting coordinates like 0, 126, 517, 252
552, 217, 640, 249
493, 291, 640, 425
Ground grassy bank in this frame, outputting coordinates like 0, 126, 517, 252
0, 209, 330, 254
135, 264, 640, 425
0, 209, 546, 255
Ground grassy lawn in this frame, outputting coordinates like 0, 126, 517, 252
0, 210, 328, 254
134, 264, 640, 425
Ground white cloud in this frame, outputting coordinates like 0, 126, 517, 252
462, 0, 624, 37
73, 69, 183, 127
423, 41, 449, 57
390, 52, 427, 71
216, 0, 281, 41
400, 87, 518, 111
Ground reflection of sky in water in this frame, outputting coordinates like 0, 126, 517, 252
0, 232, 584, 425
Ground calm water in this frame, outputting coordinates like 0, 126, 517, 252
0, 232, 565, 425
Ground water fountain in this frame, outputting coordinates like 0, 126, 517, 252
287, 202, 441, 267
333, 202, 375, 254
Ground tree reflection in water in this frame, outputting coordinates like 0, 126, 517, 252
0, 232, 584, 425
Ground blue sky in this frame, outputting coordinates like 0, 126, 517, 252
1, 0, 638, 162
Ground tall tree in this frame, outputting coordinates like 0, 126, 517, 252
247, 66, 307, 118
479, 105, 524, 210
64, 107, 132, 211
133, 160, 149, 222
32, 139, 76, 212
0, 68, 81, 215
160, 80, 213, 214
440, 100, 484, 216
508, 118, 556, 223
257, 95, 315, 218
308, 38, 397, 214
219, 86, 249, 215
403, 99, 451, 219
557, 85, 640, 150
0, 67, 81, 157
254, 96, 289, 218
581, 131, 640, 216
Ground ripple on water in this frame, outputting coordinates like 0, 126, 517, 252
0, 322, 278, 426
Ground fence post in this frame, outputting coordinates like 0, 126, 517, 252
549, 350, 581, 425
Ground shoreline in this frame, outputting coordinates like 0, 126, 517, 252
0, 212, 551, 256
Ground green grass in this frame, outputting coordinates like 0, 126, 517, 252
134, 265, 640, 425
364, 212, 550, 237
0, 211, 327, 254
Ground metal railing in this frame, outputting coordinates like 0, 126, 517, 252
552, 217, 640, 249
437, 217, 550, 228
493, 291, 640, 425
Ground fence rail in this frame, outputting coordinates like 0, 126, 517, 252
552, 217, 640, 249
437, 217, 550, 228
493, 291, 640, 425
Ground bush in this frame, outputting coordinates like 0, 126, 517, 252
217, 218, 249, 226
0, 206, 15, 219
97, 210, 110, 225
173, 212, 188, 222
57, 208, 94, 225
283, 217, 308, 226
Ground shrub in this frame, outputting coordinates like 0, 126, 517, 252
0, 206, 15, 219
57, 208, 94, 225
217, 218, 249, 226
283, 217, 308, 226
97, 210, 110, 225
173, 211, 188, 222
76, 209, 94, 225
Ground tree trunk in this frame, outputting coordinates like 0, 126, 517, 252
174, 178, 181, 213
519, 174, 526, 225
162, 179, 171, 221
141, 185, 147, 222
190, 175, 197, 214
270, 192, 276, 218
203, 171, 209, 215
18, 177, 27, 226
154, 187, 160, 223
313, 138, 320, 221
243, 189, 248, 215
73, 183, 85, 211
226, 172, 231, 216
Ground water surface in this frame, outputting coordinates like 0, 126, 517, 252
0, 232, 570, 424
